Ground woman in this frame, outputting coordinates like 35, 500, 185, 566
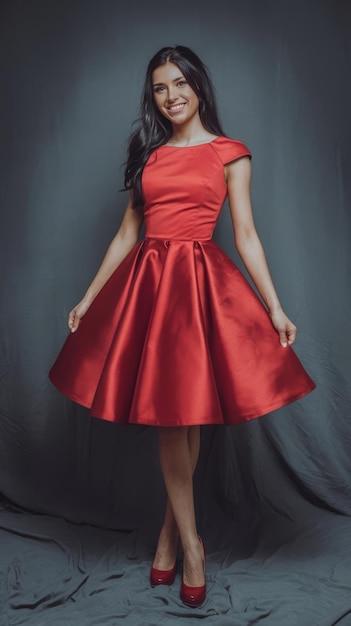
50, 45, 315, 607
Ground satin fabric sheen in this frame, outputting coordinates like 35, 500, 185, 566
49, 137, 315, 426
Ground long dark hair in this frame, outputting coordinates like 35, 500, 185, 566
124, 45, 226, 208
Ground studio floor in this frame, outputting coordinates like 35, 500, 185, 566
2, 496, 351, 626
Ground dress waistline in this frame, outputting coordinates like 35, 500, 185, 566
144, 236, 213, 248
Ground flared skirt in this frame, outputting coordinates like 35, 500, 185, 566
49, 238, 315, 426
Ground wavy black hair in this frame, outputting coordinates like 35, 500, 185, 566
124, 45, 226, 208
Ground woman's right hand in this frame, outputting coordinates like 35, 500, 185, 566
68, 299, 90, 333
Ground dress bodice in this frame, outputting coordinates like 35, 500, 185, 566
141, 136, 251, 241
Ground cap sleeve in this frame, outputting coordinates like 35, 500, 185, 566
210, 136, 251, 164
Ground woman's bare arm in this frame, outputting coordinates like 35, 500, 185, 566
68, 196, 144, 332
226, 157, 296, 347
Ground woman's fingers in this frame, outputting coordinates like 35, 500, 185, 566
68, 310, 75, 331
270, 311, 297, 347
71, 313, 80, 333
286, 324, 297, 345
68, 310, 78, 332
68, 306, 84, 332
279, 330, 288, 348
278, 323, 297, 347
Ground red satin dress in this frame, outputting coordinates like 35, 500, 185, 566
49, 136, 315, 426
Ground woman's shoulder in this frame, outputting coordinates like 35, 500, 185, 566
210, 136, 252, 164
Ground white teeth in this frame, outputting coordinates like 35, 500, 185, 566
169, 104, 185, 111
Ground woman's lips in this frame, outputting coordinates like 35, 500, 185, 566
167, 103, 186, 114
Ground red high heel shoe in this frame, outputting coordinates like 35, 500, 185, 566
180, 536, 206, 607
150, 561, 177, 586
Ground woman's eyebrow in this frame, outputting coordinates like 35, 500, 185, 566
153, 76, 185, 87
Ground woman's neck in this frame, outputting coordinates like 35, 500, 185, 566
168, 120, 216, 147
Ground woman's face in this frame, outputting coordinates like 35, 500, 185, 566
152, 62, 200, 125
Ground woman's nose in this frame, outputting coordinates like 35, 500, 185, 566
167, 87, 178, 102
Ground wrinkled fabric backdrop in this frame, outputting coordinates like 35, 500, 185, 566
1, 0, 351, 624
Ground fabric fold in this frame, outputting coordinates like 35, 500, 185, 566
49, 238, 315, 426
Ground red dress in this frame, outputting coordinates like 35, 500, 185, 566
49, 137, 315, 426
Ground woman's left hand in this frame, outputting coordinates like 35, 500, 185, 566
269, 309, 297, 347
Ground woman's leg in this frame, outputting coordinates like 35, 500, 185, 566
156, 426, 205, 587
152, 426, 200, 570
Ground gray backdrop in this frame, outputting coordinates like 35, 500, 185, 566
1, 0, 351, 624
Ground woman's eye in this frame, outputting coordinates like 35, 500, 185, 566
177, 81, 187, 87
154, 86, 165, 93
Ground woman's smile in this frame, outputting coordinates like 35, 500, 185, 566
167, 102, 187, 114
